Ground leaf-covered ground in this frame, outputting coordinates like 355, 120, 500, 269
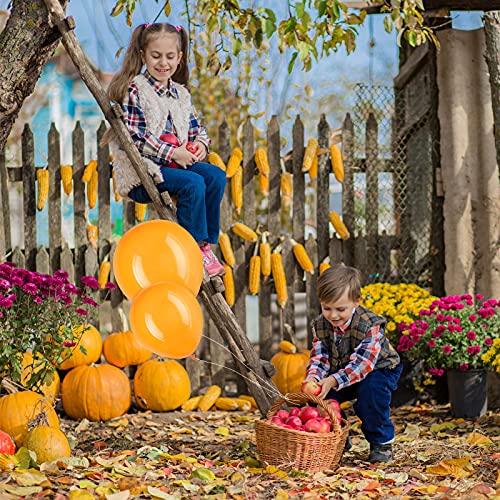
1, 404, 499, 499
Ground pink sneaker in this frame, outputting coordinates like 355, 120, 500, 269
200, 243, 226, 277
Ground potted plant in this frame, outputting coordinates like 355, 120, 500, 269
397, 294, 499, 418
361, 283, 437, 405
0, 262, 115, 395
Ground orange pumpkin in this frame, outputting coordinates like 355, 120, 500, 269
103, 330, 152, 368
61, 364, 131, 421
134, 358, 190, 411
20, 352, 60, 401
58, 325, 103, 370
23, 426, 71, 463
271, 345, 310, 394
0, 391, 59, 446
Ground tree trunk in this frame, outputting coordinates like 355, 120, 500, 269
484, 11, 500, 177
0, 0, 67, 152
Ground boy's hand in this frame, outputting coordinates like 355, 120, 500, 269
171, 141, 198, 168
318, 375, 338, 399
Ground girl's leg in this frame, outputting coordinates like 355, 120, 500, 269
128, 167, 209, 243
188, 162, 226, 244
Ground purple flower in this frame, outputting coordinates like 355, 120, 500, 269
105, 282, 117, 290
63, 341, 77, 347
437, 369, 445, 376
11, 276, 23, 287
466, 330, 476, 341
461, 294, 472, 301
485, 337, 493, 346
459, 363, 469, 371
0, 298, 13, 308
442, 345, 452, 354
452, 317, 461, 324
83, 297, 99, 308
427, 340, 436, 348
476, 293, 484, 300
80, 276, 99, 290
64, 284, 78, 295
445, 315, 453, 322
466, 346, 475, 354
436, 313, 445, 322
432, 329, 442, 338
469, 314, 477, 322
0, 279, 11, 290
33, 296, 43, 304
447, 324, 455, 332
54, 270, 69, 281
75, 308, 88, 316
23, 283, 38, 295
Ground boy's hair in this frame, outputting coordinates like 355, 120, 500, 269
317, 265, 362, 304
107, 23, 189, 105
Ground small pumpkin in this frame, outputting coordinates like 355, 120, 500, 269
61, 364, 131, 421
23, 426, 71, 463
20, 352, 60, 401
270, 344, 310, 395
0, 430, 15, 455
0, 391, 59, 446
58, 324, 103, 370
134, 358, 190, 411
103, 330, 152, 368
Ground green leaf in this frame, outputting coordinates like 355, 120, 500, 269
163, 0, 171, 17
295, 1, 305, 18
408, 30, 417, 47
190, 467, 216, 482
318, 0, 327, 17
384, 15, 393, 34
110, 1, 124, 17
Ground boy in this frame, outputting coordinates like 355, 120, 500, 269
304, 266, 402, 463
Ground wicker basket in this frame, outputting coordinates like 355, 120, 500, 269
255, 392, 350, 473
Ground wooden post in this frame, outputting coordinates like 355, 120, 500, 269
0, 148, 9, 258
22, 125, 36, 270
342, 114, 355, 267
317, 115, 330, 265
48, 123, 62, 272
42, 0, 277, 415
72, 122, 86, 284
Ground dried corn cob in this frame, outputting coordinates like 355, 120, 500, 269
271, 251, 287, 308
248, 242, 261, 296
112, 170, 120, 202
182, 396, 202, 411
225, 147, 242, 178
309, 153, 318, 180
239, 395, 257, 408
231, 165, 243, 214
234, 398, 252, 411
214, 397, 239, 411
223, 264, 235, 307
232, 223, 258, 242
302, 138, 318, 172
98, 261, 111, 289
135, 202, 147, 222
258, 173, 269, 196
82, 159, 98, 183
198, 385, 222, 412
330, 144, 344, 182
255, 148, 269, 177
279, 340, 297, 354
319, 257, 331, 275
87, 224, 98, 249
207, 152, 226, 171
87, 169, 98, 209
290, 238, 314, 274
60, 165, 73, 195
218, 232, 235, 267
329, 211, 350, 240
36, 169, 49, 211
260, 232, 271, 277
280, 172, 292, 207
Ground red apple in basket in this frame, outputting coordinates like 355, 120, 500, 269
285, 416, 302, 428
304, 418, 322, 433
325, 399, 342, 425
289, 407, 301, 417
269, 416, 284, 426
317, 418, 331, 433
301, 380, 321, 396
276, 410, 289, 420
300, 406, 321, 423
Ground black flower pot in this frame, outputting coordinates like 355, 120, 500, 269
447, 369, 488, 418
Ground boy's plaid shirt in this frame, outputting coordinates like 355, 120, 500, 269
306, 311, 383, 390
122, 71, 210, 164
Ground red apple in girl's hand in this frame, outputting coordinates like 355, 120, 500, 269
299, 406, 321, 423
159, 133, 180, 146
288, 407, 301, 417
285, 416, 302, 428
186, 142, 199, 153
276, 410, 289, 420
301, 380, 321, 396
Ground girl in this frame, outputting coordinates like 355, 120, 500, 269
106, 23, 226, 277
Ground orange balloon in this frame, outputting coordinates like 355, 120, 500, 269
113, 220, 203, 300
129, 281, 203, 359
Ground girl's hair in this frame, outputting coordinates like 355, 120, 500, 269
107, 23, 189, 104
317, 265, 362, 304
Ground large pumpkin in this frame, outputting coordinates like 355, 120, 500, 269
271, 346, 310, 395
23, 426, 71, 464
20, 352, 60, 401
0, 391, 59, 446
59, 325, 103, 370
61, 363, 131, 421
134, 358, 190, 411
103, 330, 152, 368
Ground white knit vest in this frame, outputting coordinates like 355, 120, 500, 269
111, 75, 192, 197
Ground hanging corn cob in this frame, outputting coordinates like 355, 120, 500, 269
248, 242, 261, 296
82, 159, 98, 183
279, 340, 297, 354
290, 239, 314, 274
259, 232, 271, 277
86, 224, 98, 249
225, 147, 242, 178
86, 169, 98, 209
207, 152, 227, 171
60, 165, 73, 196
330, 144, 344, 182
255, 148, 269, 177
98, 260, 111, 289
135, 202, 148, 222
36, 168, 49, 211
112, 170, 120, 202
329, 211, 350, 240
302, 138, 318, 172
198, 385, 222, 412
218, 232, 235, 267
222, 264, 235, 307
309, 153, 318, 180
258, 173, 269, 196
231, 223, 258, 242
231, 165, 243, 214
280, 171, 292, 207
271, 249, 287, 308
319, 256, 331, 275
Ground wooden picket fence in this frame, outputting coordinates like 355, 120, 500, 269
0, 112, 407, 393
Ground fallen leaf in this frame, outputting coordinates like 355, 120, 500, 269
430, 422, 456, 432
147, 486, 177, 499
11, 470, 48, 487
108, 417, 129, 428
426, 456, 471, 478
75, 419, 91, 432
466, 432, 493, 446
68, 490, 95, 499
106, 491, 130, 500
214, 427, 230, 436
275, 490, 289, 499
190, 467, 215, 482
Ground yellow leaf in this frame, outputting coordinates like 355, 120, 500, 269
275, 490, 289, 499
11, 470, 48, 487
466, 432, 493, 446
426, 485, 439, 493
108, 417, 129, 428
69, 491, 95, 499
497, 469, 500, 485
426, 456, 471, 478
430, 422, 456, 432
231, 471, 245, 483
215, 427, 230, 436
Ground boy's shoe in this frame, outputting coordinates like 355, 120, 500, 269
200, 243, 225, 277
369, 443, 393, 463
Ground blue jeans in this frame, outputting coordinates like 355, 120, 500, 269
326, 364, 403, 445
128, 162, 226, 244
